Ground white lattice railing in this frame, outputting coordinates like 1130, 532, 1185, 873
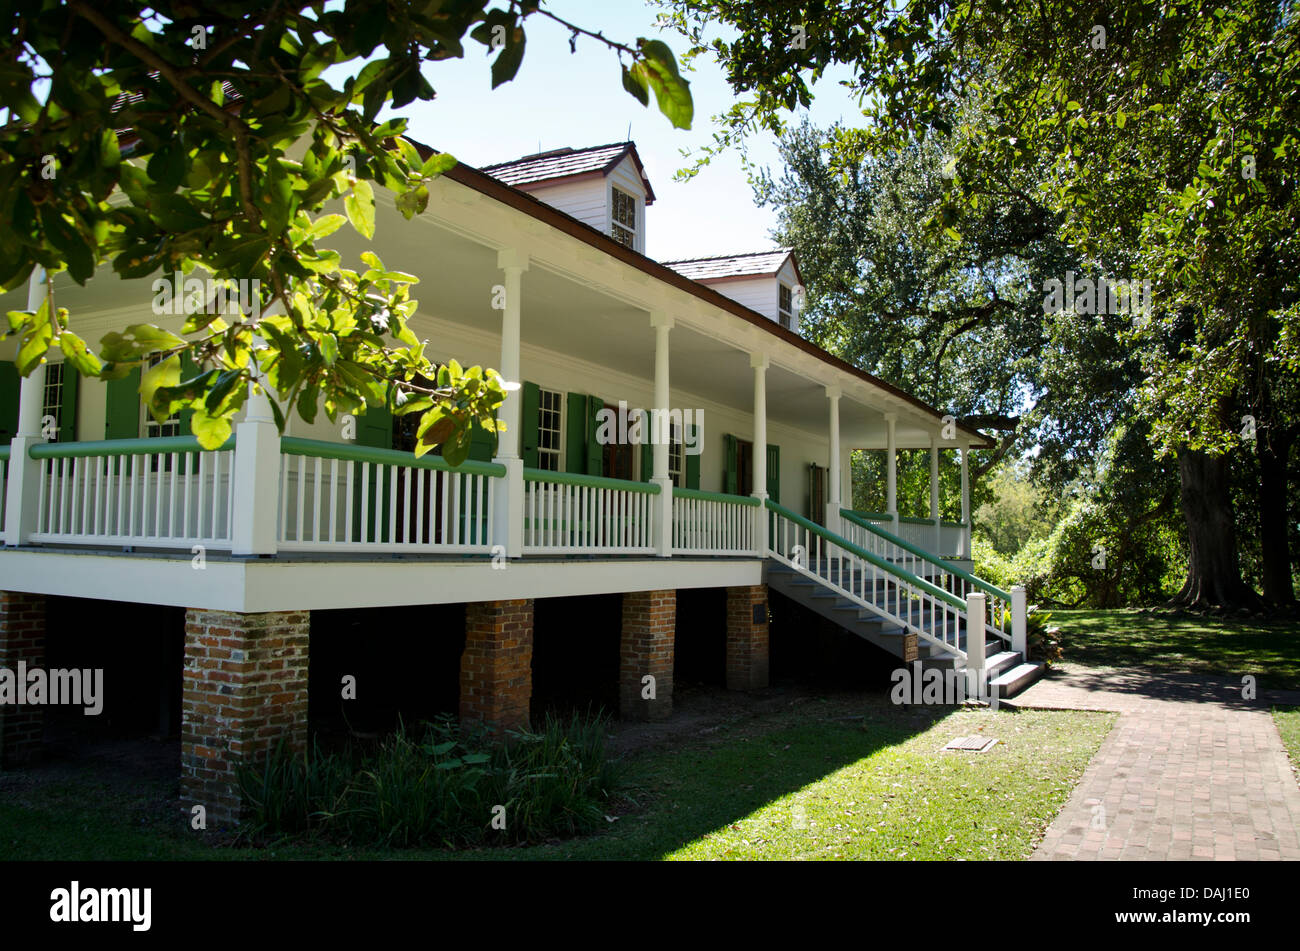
277, 438, 501, 553
672, 488, 758, 555
28, 436, 236, 549
522, 469, 657, 554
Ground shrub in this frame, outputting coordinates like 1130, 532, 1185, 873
238, 712, 621, 849
1025, 607, 1063, 664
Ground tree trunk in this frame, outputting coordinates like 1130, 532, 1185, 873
1257, 427, 1296, 606
1171, 448, 1260, 610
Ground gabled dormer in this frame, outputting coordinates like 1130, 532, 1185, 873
482, 142, 655, 254
663, 250, 804, 333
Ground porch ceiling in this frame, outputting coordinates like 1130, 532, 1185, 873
0, 200, 959, 450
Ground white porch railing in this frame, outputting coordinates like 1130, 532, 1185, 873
768, 500, 969, 660
672, 487, 758, 555
277, 438, 501, 553
27, 436, 236, 549
522, 468, 657, 554
841, 509, 1013, 644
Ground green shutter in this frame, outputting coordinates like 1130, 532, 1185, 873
467, 417, 496, 462
521, 381, 540, 468
685, 424, 700, 490
723, 433, 738, 494
585, 396, 602, 476
176, 352, 197, 437
565, 392, 587, 473
355, 404, 392, 449
105, 368, 141, 440
58, 364, 78, 441
767, 444, 780, 504
640, 409, 654, 481
0, 361, 19, 441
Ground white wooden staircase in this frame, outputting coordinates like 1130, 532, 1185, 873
763, 502, 1045, 701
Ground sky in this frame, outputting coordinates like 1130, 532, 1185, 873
379, 0, 864, 261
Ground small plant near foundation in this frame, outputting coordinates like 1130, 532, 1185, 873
1025, 608, 1063, 664
238, 712, 620, 848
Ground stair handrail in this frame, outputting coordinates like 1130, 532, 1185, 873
766, 500, 964, 611
841, 508, 1021, 651
840, 508, 1011, 603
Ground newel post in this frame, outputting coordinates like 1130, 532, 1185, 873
4, 267, 50, 548
230, 386, 281, 556
965, 591, 986, 696
1011, 585, 1028, 658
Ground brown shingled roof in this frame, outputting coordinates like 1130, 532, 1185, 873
482, 142, 655, 203
663, 250, 797, 282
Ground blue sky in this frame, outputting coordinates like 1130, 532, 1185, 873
384, 1, 863, 261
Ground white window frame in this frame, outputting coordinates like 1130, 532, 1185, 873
778, 283, 794, 330
668, 420, 684, 488
41, 362, 64, 442
610, 186, 638, 250
536, 385, 564, 472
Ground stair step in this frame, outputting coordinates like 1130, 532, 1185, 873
989, 661, 1047, 698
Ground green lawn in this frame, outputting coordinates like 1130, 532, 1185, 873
0, 699, 1113, 861
1051, 608, 1300, 688
1275, 707, 1300, 774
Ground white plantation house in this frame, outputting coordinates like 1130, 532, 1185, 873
0, 140, 1038, 824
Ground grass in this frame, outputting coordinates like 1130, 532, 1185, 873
0, 698, 1113, 861
1051, 608, 1300, 688
1274, 707, 1300, 775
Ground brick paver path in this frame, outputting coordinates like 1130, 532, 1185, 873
1008, 665, 1300, 860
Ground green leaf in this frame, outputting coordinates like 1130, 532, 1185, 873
140, 354, 181, 423
344, 179, 376, 239
622, 64, 649, 106
59, 331, 104, 376
490, 27, 526, 89
190, 409, 232, 450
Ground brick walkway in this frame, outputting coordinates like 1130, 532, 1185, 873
1007, 665, 1300, 861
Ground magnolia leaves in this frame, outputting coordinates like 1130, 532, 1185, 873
624, 39, 694, 130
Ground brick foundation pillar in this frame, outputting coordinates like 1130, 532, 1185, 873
726, 585, 770, 691
0, 592, 46, 767
181, 609, 310, 827
620, 589, 675, 721
460, 599, 534, 733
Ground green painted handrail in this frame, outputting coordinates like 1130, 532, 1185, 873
841, 508, 1011, 602
897, 514, 937, 526
852, 510, 892, 521
522, 467, 660, 494
29, 435, 235, 459
671, 486, 760, 507
941, 520, 967, 528
766, 499, 965, 611
281, 437, 507, 477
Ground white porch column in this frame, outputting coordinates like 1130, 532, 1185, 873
959, 443, 971, 558
493, 248, 528, 558
231, 384, 281, 556
751, 353, 769, 555
930, 435, 941, 554
651, 312, 673, 558
4, 267, 50, 547
825, 385, 841, 532
884, 412, 897, 534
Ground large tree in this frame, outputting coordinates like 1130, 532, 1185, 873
1, 1, 692, 459
663, 0, 1300, 608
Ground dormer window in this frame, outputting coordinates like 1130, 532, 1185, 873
611, 187, 637, 249
778, 283, 794, 330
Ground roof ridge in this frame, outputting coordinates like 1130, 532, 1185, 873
661, 249, 792, 264
482, 141, 631, 170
